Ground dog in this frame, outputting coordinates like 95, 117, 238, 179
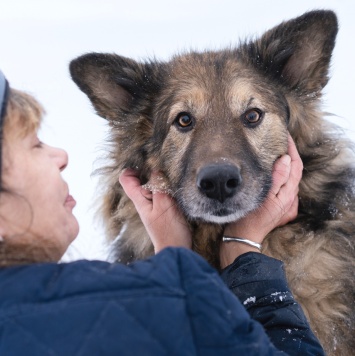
70, 10, 355, 355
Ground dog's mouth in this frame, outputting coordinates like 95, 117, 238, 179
191, 209, 248, 224
213, 207, 232, 217
179, 185, 262, 224
180, 196, 253, 224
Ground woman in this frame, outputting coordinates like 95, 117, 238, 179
0, 70, 324, 355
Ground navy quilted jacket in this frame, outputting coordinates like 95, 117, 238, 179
0, 248, 324, 355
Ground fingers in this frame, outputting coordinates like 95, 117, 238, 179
269, 134, 302, 197
270, 154, 291, 196
271, 134, 302, 198
119, 169, 176, 217
271, 134, 302, 226
288, 133, 303, 183
287, 133, 300, 162
277, 192, 299, 227
119, 169, 144, 202
145, 171, 178, 214
119, 169, 153, 215
279, 135, 302, 201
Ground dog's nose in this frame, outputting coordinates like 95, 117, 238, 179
197, 164, 242, 203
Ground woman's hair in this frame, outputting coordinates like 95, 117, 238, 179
0, 87, 48, 266
3, 88, 44, 141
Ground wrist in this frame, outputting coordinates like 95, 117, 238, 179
223, 224, 265, 245
223, 236, 262, 250
220, 238, 260, 269
153, 239, 192, 254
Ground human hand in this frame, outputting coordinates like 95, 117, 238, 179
220, 134, 302, 268
119, 170, 192, 253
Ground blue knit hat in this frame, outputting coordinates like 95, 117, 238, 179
0, 70, 8, 121
0, 70, 9, 186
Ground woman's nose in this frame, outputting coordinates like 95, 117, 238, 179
52, 147, 68, 171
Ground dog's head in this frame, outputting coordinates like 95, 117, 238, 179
70, 10, 337, 227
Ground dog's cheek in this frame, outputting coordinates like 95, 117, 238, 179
239, 117, 288, 203
237, 123, 287, 161
158, 132, 193, 189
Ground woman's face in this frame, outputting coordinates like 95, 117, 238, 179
0, 130, 79, 261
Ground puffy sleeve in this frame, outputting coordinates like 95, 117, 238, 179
220, 252, 325, 356
150, 248, 286, 355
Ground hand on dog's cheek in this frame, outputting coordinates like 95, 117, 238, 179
223, 154, 292, 243
221, 134, 302, 268
119, 169, 192, 253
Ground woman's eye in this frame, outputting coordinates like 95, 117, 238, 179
242, 109, 263, 126
174, 112, 194, 131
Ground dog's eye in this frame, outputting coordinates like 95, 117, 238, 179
242, 109, 263, 126
177, 113, 192, 127
174, 112, 194, 131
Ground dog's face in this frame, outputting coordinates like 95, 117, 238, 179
151, 57, 288, 223
70, 10, 337, 226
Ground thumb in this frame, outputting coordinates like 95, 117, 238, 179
119, 169, 152, 208
270, 154, 291, 196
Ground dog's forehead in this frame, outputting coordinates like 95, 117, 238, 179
167, 86, 210, 120
164, 54, 285, 120
228, 78, 277, 111
168, 51, 245, 83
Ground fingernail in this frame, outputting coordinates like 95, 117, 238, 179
280, 154, 291, 166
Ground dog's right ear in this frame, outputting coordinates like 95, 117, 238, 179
69, 53, 160, 121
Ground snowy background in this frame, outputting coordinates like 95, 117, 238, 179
0, 0, 354, 261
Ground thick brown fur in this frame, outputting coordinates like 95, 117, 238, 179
70, 10, 355, 355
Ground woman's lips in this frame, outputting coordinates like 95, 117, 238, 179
65, 194, 76, 208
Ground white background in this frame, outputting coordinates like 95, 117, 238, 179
0, 0, 354, 261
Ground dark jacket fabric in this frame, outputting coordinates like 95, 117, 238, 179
0, 248, 323, 356
220, 252, 324, 356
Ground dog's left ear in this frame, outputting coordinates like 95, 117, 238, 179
244, 10, 338, 94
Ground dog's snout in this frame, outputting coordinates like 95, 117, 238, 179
197, 164, 242, 203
